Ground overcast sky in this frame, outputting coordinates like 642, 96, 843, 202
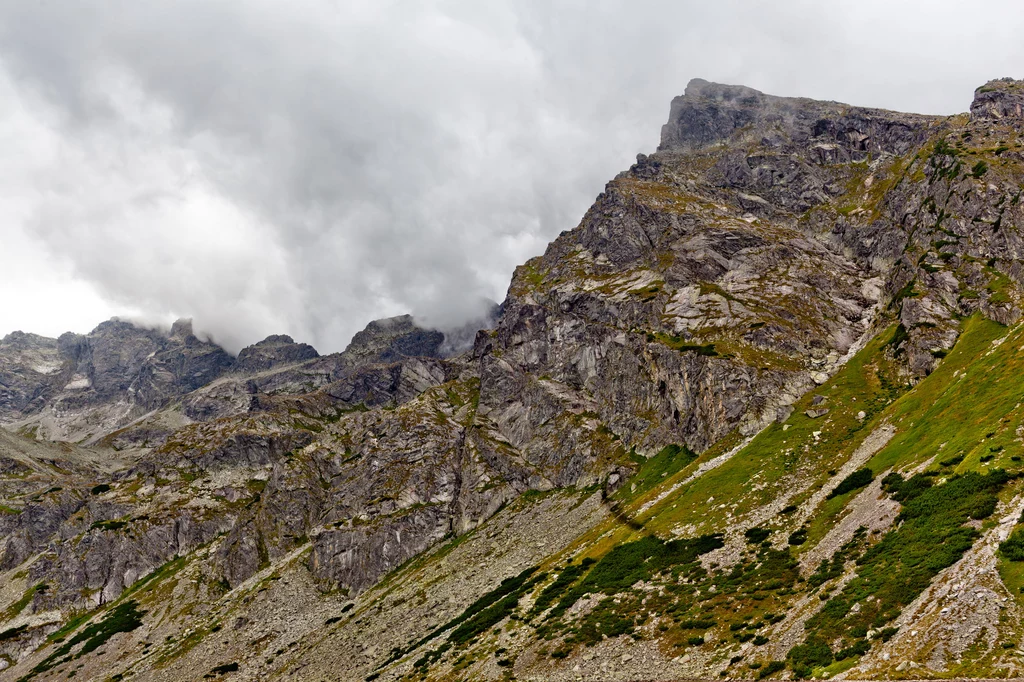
1, 1, 1022, 353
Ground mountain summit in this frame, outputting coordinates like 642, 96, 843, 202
3, 78, 1024, 681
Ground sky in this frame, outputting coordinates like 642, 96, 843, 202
1, 1, 1022, 353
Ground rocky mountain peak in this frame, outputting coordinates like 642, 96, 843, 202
971, 77, 1024, 120
0, 330, 54, 350
168, 318, 194, 340
659, 78, 937, 158
235, 333, 319, 373
340, 314, 444, 365
681, 76, 765, 103
0, 318, 235, 440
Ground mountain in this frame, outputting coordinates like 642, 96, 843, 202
2, 77, 1024, 681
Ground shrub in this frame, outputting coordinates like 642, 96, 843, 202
90, 519, 127, 532
788, 636, 833, 668
873, 627, 898, 642
33, 600, 147, 675
386, 566, 541, 664
804, 470, 1008, 646
971, 160, 989, 178
448, 571, 546, 646
788, 528, 808, 546
571, 534, 723, 596
758, 661, 786, 679
880, 472, 904, 491
688, 635, 706, 646
530, 563, 586, 616
835, 639, 870, 659
965, 494, 998, 519
883, 472, 933, 501
792, 663, 813, 679
1001, 528, 1024, 561
933, 139, 959, 157
0, 625, 27, 642
207, 662, 239, 676
745, 527, 771, 544
826, 468, 874, 499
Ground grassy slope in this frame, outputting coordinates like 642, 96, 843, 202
393, 314, 1024, 680
19, 318, 1021, 682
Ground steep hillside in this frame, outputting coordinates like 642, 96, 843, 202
3, 77, 1024, 682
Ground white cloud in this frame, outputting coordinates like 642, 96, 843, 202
0, 1, 1021, 351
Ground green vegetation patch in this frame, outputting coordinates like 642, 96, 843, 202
447, 571, 547, 646
0, 624, 28, 641
634, 322, 905, 544
27, 601, 146, 678
1000, 528, 1024, 561
797, 470, 1009, 667
758, 660, 786, 679
825, 468, 874, 499
652, 332, 718, 356
90, 519, 128, 532
569, 533, 724, 597
2, 583, 46, 622
617, 444, 698, 503
530, 559, 594, 617
808, 527, 868, 589
380, 566, 543, 670
745, 527, 771, 544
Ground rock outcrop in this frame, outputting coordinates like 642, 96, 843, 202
971, 77, 1024, 120
235, 334, 319, 373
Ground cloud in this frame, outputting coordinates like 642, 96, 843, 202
1, 1, 1022, 352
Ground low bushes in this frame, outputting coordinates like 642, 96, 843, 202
1001, 528, 1024, 561
826, 468, 874, 499
799, 470, 1008, 666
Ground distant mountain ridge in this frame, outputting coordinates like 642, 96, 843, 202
0, 313, 474, 444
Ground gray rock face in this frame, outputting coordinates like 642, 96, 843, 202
0, 331, 64, 421
340, 314, 445, 365
0, 319, 235, 440
971, 78, 1024, 120
660, 78, 936, 159
235, 335, 319, 373
69, 319, 233, 406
